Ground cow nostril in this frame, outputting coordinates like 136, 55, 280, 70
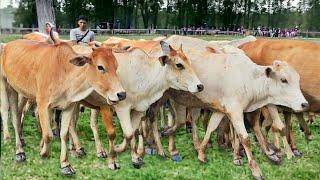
117, 92, 126, 101
197, 84, 204, 92
301, 103, 309, 110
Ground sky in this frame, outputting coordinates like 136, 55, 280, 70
0, 0, 19, 9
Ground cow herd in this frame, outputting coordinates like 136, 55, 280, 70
1, 32, 319, 179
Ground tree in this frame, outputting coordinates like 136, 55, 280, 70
36, 0, 56, 33
14, 0, 38, 28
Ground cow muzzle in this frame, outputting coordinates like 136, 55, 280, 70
107, 91, 127, 105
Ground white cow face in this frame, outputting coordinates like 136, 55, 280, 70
267, 60, 309, 112
159, 41, 203, 93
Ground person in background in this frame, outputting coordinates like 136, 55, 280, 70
45, 22, 59, 39
70, 15, 95, 46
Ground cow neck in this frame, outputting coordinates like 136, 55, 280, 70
57, 54, 93, 103
245, 66, 272, 112
116, 52, 169, 110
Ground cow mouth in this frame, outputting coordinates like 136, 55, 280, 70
107, 98, 119, 105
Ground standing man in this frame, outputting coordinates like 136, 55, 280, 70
70, 15, 95, 46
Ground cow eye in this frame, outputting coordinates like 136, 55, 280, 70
176, 63, 184, 70
97, 65, 106, 73
281, 78, 288, 83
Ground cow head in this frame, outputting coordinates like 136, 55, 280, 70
69, 47, 126, 105
266, 60, 309, 112
159, 41, 203, 93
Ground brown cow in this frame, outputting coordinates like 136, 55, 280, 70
0, 38, 125, 175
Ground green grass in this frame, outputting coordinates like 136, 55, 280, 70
1, 34, 320, 179
1, 110, 320, 180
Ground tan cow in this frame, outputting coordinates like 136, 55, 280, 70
0, 38, 125, 175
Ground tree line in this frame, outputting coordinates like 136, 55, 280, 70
14, 0, 320, 31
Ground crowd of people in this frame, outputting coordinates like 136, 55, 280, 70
253, 26, 300, 37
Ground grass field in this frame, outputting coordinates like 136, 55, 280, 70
1, 34, 320, 180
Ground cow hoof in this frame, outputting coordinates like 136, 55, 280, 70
97, 151, 108, 158
52, 128, 60, 138
132, 157, 143, 169
145, 147, 157, 155
292, 149, 303, 157
80, 106, 85, 112
16, 152, 26, 162
233, 159, 243, 166
75, 147, 86, 158
108, 161, 120, 170
253, 175, 264, 180
198, 156, 208, 163
40, 151, 50, 158
61, 165, 76, 176
171, 154, 182, 162
267, 153, 282, 165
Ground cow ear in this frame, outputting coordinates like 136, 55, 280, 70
265, 67, 273, 78
159, 55, 169, 66
160, 41, 170, 55
69, 56, 91, 66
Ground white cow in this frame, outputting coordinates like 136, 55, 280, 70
145, 35, 308, 179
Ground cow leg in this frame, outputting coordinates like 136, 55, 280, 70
229, 110, 263, 180
17, 96, 28, 146
250, 108, 281, 164
142, 119, 158, 156
89, 109, 107, 158
37, 101, 53, 158
307, 112, 315, 124
230, 124, 242, 166
296, 112, 312, 141
100, 106, 120, 170
114, 137, 127, 153
0, 76, 10, 144
53, 110, 62, 137
284, 111, 302, 157
197, 112, 225, 162
8, 88, 26, 162
267, 105, 294, 159
114, 106, 132, 153
60, 104, 76, 176
68, 104, 86, 158
202, 109, 213, 148
151, 118, 166, 157
168, 109, 181, 161
188, 108, 200, 150
130, 111, 145, 168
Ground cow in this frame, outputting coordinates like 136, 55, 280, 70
0, 37, 126, 175
117, 35, 308, 179
66, 40, 204, 169
236, 37, 320, 154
